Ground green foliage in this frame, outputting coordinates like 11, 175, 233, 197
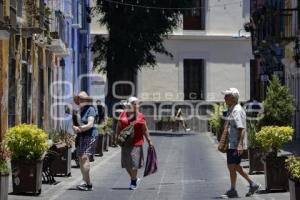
0, 143, 10, 175
286, 156, 300, 181
247, 119, 259, 148
48, 128, 75, 147
209, 104, 224, 134
4, 124, 49, 161
98, 117, 114, 135
92, 0, 194, 73
255, 126, 293, 152
259, 75, 295, 127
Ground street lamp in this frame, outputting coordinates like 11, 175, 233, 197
294, 38, 300, 68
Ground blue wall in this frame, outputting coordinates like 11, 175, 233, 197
62, 0, 91, 102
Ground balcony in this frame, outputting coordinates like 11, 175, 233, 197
251, 0, 297, 44
46, 11, 69, 56
47, 38, 68, 56
21, 0, 45, 34
0, 0, 9, 38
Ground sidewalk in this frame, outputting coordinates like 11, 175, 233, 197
8, 147, 121, 200
206, 132, 290, 200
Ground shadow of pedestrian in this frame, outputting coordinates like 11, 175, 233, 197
111, 188, 130, 190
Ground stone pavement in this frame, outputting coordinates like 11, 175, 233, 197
7, 132, 291, 200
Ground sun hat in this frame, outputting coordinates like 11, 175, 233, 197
128, 96, 139, 104
221, 88, 240, 99
74, 91, 93, 105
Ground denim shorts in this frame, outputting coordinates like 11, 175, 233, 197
227, 149, 242, 165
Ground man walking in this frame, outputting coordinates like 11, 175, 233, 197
221, 88, 260, 198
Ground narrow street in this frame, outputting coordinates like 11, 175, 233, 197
9, 132, 289, 200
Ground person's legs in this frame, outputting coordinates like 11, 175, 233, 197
236, 164, 261, 196
228, 164, 237, 190
131, 169, 138, 180
126, 168, 133, 178
236, 164, 252, 184
79, 154, 91, 185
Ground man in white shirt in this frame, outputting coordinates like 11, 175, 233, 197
221, 88, 260, 198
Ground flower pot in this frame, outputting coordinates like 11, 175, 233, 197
95, 134, 104, 157
248, 148, 264, 174
0, 174, 9, 200
11, 160, 43, 195
264, 153, 289, 191
50, 144, 72, 177
109, 135, 113, 147
289, 178, 300, 200
104, 134, 109, 152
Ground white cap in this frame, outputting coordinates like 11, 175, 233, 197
128, 96, 139, 104
221, 88, 240, 99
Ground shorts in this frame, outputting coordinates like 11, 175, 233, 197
76, 135, 97, 157
227, 149, 242, 165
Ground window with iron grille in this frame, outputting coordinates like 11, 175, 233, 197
65, 0, 72, 18
184, 59, 205, 100
183, 0, 205, 30
8, 58, 16, 127
38, 48, 44, 128
16, 0, 22, 17
0, 0, 4, 23
10, 0, 16, 28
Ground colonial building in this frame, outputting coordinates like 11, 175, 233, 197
91, 0, 252, 131
0, 0, 92, 140
248, 0, 300, 139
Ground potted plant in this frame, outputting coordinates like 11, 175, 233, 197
103, 118, 113, 152
96, 124, 105, 157
256, 126, 294, 191
209, 104, 222, 137
0, 143, 10, 200
4, 124, 49, 195
247, 118, 264, 174
106, 117, 113, 147
48, 129, 75, 177
286, 156, 300, 200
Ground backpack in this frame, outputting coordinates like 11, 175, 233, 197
117, 124, 135, 147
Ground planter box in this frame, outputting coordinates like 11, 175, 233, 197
11, 160, 43, 195
109, 135, 113, 147
264, 154, 289, 191
289, 179, 300, 200
248, 148, 264, 174
95, 134, 104, 156
0, 174, 9, 200
50, 144, 72, 177
104, 134, 109, 152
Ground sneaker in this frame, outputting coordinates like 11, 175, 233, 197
221, 189, 239, 198
129, 178, 141, 190
77, 182, 93, 191
245, 184, 261, 197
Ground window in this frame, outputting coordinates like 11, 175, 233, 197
8, 58, 16, 127
184, 59, 205, 100
72, 0, 82, 28
65, 0, 72, 18
183, 0, 205, 30
78, 0, 82, 28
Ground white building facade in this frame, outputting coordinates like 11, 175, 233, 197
139, 0, 252, 103
91, 0, 252, 131
91, 0, 252, 103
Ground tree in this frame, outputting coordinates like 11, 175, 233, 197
258, 75, 295, 127
92, 0, 194, 115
